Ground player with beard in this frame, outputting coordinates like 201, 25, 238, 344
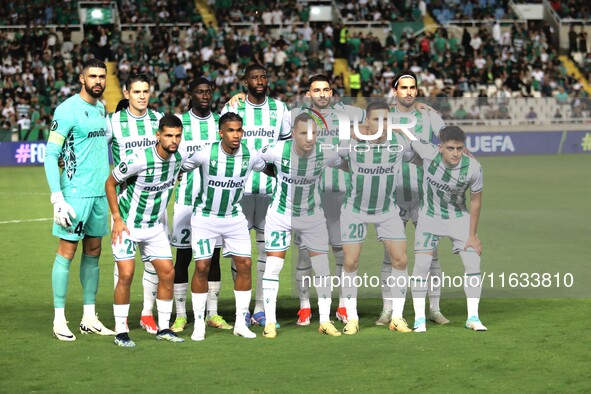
221, 64, 291, 327
44, 58, 115, 341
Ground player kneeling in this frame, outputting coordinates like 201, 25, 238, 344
409, 126, 487, 333
105, 115, 186, 347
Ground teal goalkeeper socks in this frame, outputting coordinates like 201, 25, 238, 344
52, 254, 72, 308
80, 254, 100, 305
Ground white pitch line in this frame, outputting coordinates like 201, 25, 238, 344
0, 218, 52, 224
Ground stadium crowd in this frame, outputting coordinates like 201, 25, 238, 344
0, 1, 589, 141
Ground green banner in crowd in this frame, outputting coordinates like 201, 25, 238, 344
390, 21, 424, 42
85, 8, 113, 25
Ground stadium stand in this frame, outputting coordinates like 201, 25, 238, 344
1, 0, 590, 141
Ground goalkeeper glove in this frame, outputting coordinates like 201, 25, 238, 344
51, 192, 77, 228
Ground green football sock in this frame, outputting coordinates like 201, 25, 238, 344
80, 254, 100, 305
52, 254, 72, 308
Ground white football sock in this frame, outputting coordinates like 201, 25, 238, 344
333, 248, 346, 307
207, 281, 221, 317
381, 255, 393, 312
113, 304, 130, 334
390, 267, 408, 319
310, 254, 332, 323
234, 290, 252, 327
254, 231, 266, 313
142, 262, 158, 316
296, 248, 312, 309
262, 256, 283, 324
191, 292, 208, 324
156, 299, 173, 332
342, 270, 358, 320
173, 282, 188, 318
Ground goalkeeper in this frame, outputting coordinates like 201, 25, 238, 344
44, 59, 115, 342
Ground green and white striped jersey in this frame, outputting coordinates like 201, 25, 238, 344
391, 107, 445, 204
106, 108, 163, 166
340, 135, 410, 215
293, 102, 364, 193
411, 140, 483, 219
174, 110, 220, 207
112, 146, 186, 229
182, 141, 266, 218
221, 96, 291, 195
260, 140, 342, 217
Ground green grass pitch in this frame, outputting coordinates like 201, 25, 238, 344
0, 154, 589, 392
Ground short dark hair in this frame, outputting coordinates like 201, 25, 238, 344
189, 77, 213, 92
158, 114, 183, 131
365, 100, 390, 116
115, 99, 129, 112
219, 112, 243, 128
124, 73, 150, 91
439, 126, 466, 143
308, 74, 331, 89
293, 112, 314, 128
82, 58, 106, 71
243, 63, 267, 79
392, 69, 418, 89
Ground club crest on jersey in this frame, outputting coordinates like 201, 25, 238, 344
269, 110, 277, 120
151, 121, 158, 129
175, 162, 181, 171
315, 160, 323, 169
242, 158, 249, 169
458, 174, 467, 183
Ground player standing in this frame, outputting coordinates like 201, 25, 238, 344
182, 113, 268, 341
376, 70, 450, 326
221, 64, 291, 326
44, 58, 115, 341
292, 74, 365, 325
409, 126, 487, 332
259, 113, 343, 338
170, 78, 232, 332
106, 73, 164, 334
339, 101, 412, 335
105, 114, 186, 347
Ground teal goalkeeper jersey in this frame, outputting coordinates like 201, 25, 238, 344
46, 94, 109, 197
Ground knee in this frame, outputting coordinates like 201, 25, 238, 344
159, 266, 175, 283
391, 254, 408, 270
234, 258, 252, 274
117, 269, 134, 287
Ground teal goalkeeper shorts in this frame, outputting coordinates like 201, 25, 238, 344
52, 196, 109, 241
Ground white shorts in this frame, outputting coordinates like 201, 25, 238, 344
397, 200, 420, 226
415, 214, 471, 254
265, 211, 329, 253
172, 204, 222, 248
240, 194, 271, 232
340, 208, 406, 244
191, 214, 251, 260
321, 191, 344, 247
112, 223, 172, 262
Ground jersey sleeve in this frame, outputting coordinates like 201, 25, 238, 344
411, 139, 437, 161
469, 160, 484, 193
325, 150, 343, 168
279, 103, 292, 140
44, 104, 75, 193
430, 111, 446, 137
251, 149, 267, 172
112, 153, 143, 183
182, 148, 206, 172
259, 143, 277, 163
